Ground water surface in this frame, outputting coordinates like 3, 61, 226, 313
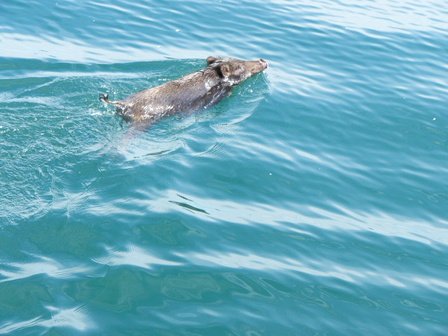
1, 0, 447, 335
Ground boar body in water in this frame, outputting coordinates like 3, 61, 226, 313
100, 56, 268, 128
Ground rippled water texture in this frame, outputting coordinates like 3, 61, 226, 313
1, 0, 447, 335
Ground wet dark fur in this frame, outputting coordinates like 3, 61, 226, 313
100, 56, 268, 128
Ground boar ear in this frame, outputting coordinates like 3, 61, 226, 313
207, 56, 218, 65
220, 63, 233, 77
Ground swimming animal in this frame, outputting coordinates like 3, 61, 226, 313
100, 56, 268, 128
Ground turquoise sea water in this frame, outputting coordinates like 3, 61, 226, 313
1, 0, 447, 335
